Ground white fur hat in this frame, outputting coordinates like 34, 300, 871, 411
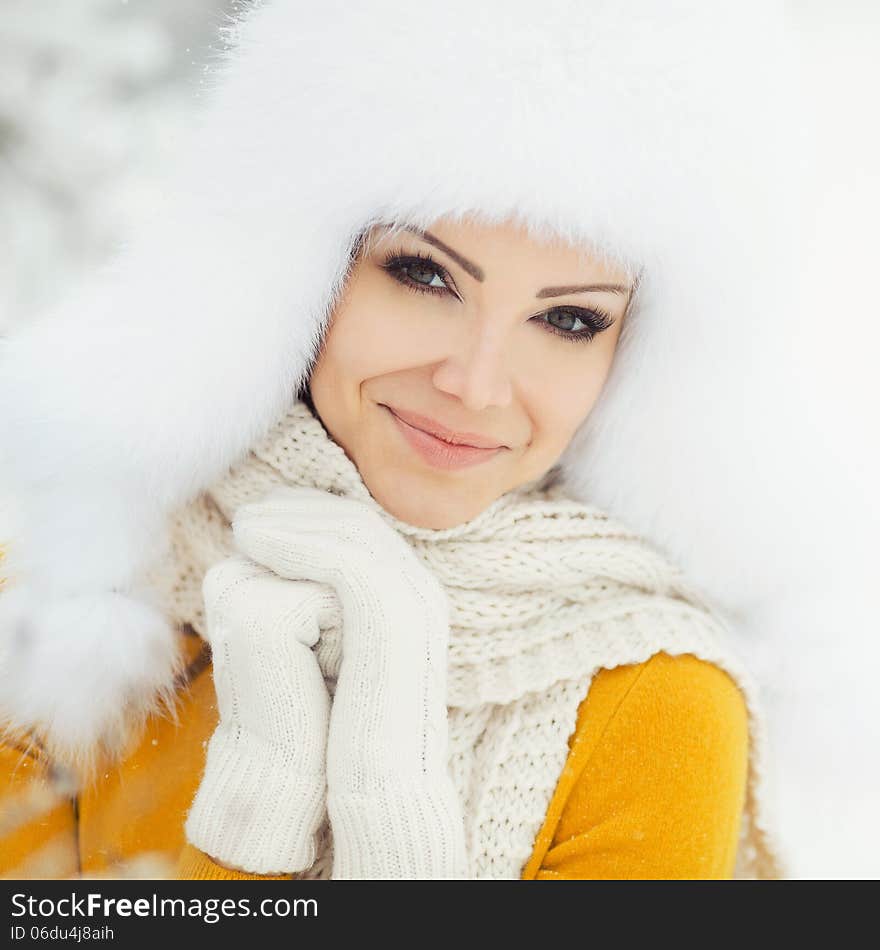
0, 1, 812, 765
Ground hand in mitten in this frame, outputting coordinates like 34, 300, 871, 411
234, 486, 468, 880
184, 553, 339, 875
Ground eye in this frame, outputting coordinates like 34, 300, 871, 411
380, 248, 615, 344
380, 251, 457, 298
534, 306, 615, 344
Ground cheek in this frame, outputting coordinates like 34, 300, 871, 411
321, 291, 449, 383
526, 336, 616, 406
518, 340, 617, 453
530, 397, 590, 455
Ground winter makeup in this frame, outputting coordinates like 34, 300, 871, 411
306, 214, 634, 529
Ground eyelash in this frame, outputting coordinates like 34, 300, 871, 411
378, 248, 615, 344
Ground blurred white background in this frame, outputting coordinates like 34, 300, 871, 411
2, 0, 878, 878
772, 0, 880, 880
0, 0, 243, 332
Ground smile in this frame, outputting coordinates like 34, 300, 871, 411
380, 404, 507, 471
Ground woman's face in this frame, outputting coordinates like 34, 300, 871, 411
308, 215, 634, 528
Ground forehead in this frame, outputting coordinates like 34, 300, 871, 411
361, 217, 635, 286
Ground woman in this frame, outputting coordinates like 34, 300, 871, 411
0, 1, 796, 878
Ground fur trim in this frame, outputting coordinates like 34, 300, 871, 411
0, 584, 184, 786
0, 1, 808, 770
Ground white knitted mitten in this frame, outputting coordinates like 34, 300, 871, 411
234, 485, 468, 880
184, 554, 339, 875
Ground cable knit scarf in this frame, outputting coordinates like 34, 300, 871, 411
145, 398, 787, 880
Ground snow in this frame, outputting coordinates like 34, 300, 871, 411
2, 0, 877, 879
0, 0, 241, 332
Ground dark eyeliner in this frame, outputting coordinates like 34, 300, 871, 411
538, 305, 615, 344
379, 247, 459, 299
379, 247, 615, 344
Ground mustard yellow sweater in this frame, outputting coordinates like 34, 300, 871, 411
1, 623, 749, 880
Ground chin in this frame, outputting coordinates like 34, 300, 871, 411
367, 469, 492, 530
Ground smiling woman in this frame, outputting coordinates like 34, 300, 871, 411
307, 217, 635, 528
0, 0, 795, 882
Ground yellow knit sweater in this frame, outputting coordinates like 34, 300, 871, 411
1, 622, 749, 880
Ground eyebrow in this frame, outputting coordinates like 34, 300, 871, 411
397, 226, 630, 298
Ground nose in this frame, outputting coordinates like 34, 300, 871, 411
431, 319, 514, 412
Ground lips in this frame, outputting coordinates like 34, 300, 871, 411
382, 404, 506, 449
380, 403, 507, 471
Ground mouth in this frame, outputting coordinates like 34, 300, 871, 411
380, 403, 508, 471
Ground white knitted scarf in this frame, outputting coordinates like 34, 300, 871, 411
145, 398, 787, 880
